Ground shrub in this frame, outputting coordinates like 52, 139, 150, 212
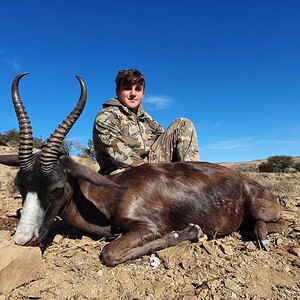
33, 137, 44, 149
61, 140, 74, 156
0, 129, 19, 146
258, 155, 295, 173
79, 139, 95, 160
0, 129, 44, 149
294, 162, 300, 172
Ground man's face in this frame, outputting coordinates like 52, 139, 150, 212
117, 84, 144, 113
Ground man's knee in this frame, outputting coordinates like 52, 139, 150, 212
172, 118, 197, 136
171, 117, 194, 129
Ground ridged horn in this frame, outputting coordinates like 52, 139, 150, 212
40, 76, 87, 173
11, 72, 35, 171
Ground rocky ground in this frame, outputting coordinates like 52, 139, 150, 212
0, 146, 299, 299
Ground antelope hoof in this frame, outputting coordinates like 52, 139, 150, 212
187, 223, 205, 239
258, 238, 270, 251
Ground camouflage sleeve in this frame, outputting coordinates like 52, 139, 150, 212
94, 111, 145, 167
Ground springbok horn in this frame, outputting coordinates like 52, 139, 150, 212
40, 76, 87, 173
11, 72, 35, 171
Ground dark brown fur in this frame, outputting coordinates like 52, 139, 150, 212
57, 159, 284, 266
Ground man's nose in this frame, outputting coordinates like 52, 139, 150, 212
129, 89, 136, 96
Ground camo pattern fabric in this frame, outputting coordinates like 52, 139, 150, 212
93, 98, 164, 175
148, 118, 199, 163
93, 98, 199, 175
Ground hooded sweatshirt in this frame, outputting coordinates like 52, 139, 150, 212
93, 98, 164, 175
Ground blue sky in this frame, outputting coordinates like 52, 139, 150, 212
0, 0, 299, 162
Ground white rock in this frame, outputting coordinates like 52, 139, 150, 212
150, 254, 160, 269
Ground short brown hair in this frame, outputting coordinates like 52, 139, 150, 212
115, 69, 145, 91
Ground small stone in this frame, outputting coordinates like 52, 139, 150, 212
0, 218, 18, 233
0, 230, 11, 240
245, 241, 257, 251
54, 258, 65, 267
202, 241, 214, 254
97, 269, 103, 277
220, 244, 233, 255
153, 281, 166, 298
224, 278, 240, 292
291, 258, 300, 268
284, 265, 290, 272
117, 272, 135, 290
137, 283, 153, 294
208, 279, 222, 289
53, 234, 64, 244
13, 192, 22, 199
289, 247, 300, 257
162, 257, 172, 269
150, 254, 160, 269
62, 249, 77, 258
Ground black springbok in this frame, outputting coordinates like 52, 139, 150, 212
0, 73, 285, 266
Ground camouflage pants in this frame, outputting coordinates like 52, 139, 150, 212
147, 118, 199, 163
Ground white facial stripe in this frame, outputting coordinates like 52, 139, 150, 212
14, 191, 46, 245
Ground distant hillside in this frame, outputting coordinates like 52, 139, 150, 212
220, 156, 300, 172
0, 145, 299, 173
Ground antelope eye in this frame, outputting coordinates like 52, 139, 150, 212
51, 187, 64, 198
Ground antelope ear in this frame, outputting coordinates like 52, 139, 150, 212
0, 154, 19, 167
77, 179, 111, 219
57, 155, 122, 189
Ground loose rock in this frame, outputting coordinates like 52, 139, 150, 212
0, 245, 43, 294
220, 244, 233, 256
0, 230, 11, 240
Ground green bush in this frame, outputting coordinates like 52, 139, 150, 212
0, 129, 44, 149
294, 162, 300, 172
0, 129, 19, 146
258, 155, 295, 173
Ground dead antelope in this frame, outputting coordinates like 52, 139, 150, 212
0, 73, 285, 266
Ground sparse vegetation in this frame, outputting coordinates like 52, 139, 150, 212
0, 129, 44, 149
77, 139, 95, 160
258, 155, 295, 173
60, 140, 74, 156
33, 137, 44, 149
0, 129, 20, 146
294, 162, 300, 172
0, 129, 95, 157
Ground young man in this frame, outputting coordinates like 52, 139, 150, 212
93, 69, 199, 175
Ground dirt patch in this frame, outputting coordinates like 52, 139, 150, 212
0, 148, 299, 299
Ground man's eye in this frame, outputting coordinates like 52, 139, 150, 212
122, 87, 131, 91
